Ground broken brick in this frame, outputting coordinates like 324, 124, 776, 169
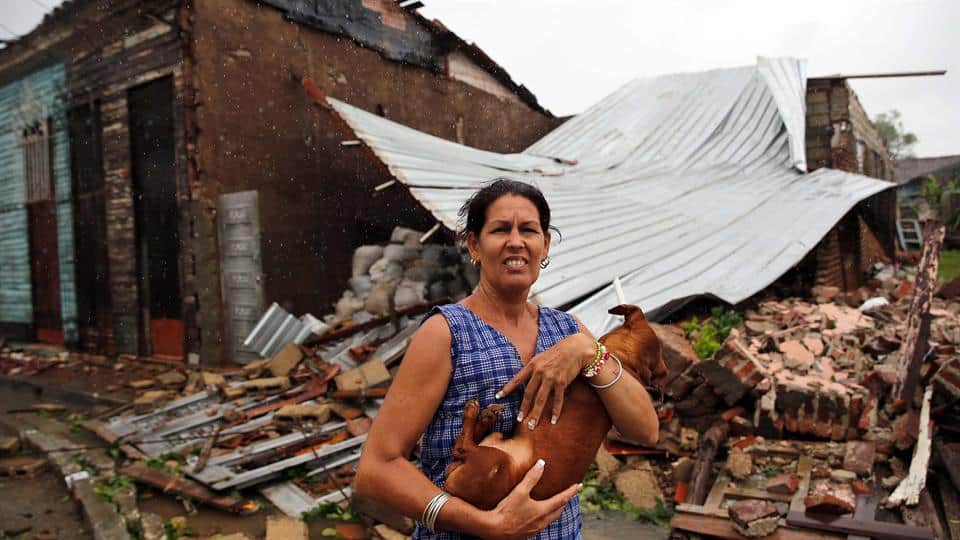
728, 499, 780, 537
726, 448, 753, 480
804, 480, 856, 514
765, 472, 799, 494
842, 441, 875, 476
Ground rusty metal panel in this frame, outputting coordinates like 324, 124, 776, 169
218, 191, 264, 364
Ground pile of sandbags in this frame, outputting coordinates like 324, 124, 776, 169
331, 227, 478, 324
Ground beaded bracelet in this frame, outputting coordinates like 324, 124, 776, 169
587, 355, 623, 390
582, 341, 609, 378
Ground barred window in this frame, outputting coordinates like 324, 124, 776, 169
20, 118, 53, 203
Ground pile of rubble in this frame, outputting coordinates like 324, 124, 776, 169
3, 222, 960, 539
645, 261, 960, 539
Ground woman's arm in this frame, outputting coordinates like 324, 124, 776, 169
574, 320, 659, 446
354, 314, 580, 538
497, 318, 659, 445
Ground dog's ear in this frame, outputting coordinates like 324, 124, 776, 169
608, 304, 642, 317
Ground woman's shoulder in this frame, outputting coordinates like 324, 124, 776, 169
536, 304, 580, 333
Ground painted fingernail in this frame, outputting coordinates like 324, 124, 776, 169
495, 392, 503, 399
551, 415, 558, 425
536, 459, 545, 469
527, 419, 537, 430
516, 411, 524, 422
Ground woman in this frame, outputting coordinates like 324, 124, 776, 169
354, 179, 659, 539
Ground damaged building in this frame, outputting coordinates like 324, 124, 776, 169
0, 0, 559, 363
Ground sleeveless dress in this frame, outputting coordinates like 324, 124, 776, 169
413, 303, 583, 540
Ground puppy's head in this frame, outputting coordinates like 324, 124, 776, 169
444, 446, 517, 510
601, 304, 669, 390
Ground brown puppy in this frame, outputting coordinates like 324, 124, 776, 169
443, 304, 667, 510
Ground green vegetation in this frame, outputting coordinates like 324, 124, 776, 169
873, 110, 917, 159
941, 250, 960, 283
144, 453, 185, 476
579, 465, 673, 528
301, 501, 361, 523
681, 307, 743, 359
93, 474, 135, 503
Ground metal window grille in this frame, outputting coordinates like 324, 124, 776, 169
20, 119, 53, 203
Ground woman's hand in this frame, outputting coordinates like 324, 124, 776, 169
482, 459, 580, 540
497, 332, 595, 429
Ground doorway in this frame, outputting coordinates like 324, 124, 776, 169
128, 76, 182, 358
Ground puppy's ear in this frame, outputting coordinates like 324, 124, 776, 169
608, 304, 642, 318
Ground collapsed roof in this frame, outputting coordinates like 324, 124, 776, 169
326, 57, 894, 333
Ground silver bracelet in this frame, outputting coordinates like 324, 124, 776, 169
587, 355, 623, 390
422, 491, 451, 533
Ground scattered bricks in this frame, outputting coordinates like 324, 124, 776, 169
804, 480, 856, 514
728, 499, 781, 537
726, 448, 753, 480
156, 370, 187, 388
275, 403, 331, 424
0, 436, 20, 456
335, 358, 391, 391
893, 279, 914, 300
851, 480, 872, 495
932, 358, 960, 406
129, 379, 154, 390
746, 320, 778, 335
201, 371, 227, 387
892, 410, 920, 450
335, 523, 366, 540
694, 345, 767, 406
649, 323, 698, 382
830, 469, 857, 483
765, 472, 799, 494
267, 343, 304, 378
802, 334, 825, 356
0, 456, 47, 477
780, 340, 815, 371
811, 464, 831, 478
729, 416, 754, 437
134, 390, 175, 413
665, 369, 698, 399
679, 427, 699, 451
237, 377, 291, 393
613, 466, 664, 510
813, 285, 842, 300
842, 441, 875, 476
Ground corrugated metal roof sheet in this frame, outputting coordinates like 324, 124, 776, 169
327, 57, 895, 333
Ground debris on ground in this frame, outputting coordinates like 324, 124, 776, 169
2, 226, 959, 539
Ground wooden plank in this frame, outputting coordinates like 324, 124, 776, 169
886, 386, 933, 507
689, 421, 729, 505
892, 221, 946, 405
671, 512, 844, 540
790, 455, 813, 513
120, 462, 255, 513
786, 511, 933, 540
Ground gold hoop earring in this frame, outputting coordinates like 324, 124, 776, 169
540, 256, 550, 269
470, 257, 479, 266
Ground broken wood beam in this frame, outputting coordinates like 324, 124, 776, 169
785, 510, 933, 540
886, 386, 934, 507
935, 439, 960, 494
688, 420, 729, 505
193, 423, 222, 473
302, 298, 448, 347
891, 220, 946, 406
120, 462, 257, 513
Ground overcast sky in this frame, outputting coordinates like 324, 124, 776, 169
5, 0, 958, 157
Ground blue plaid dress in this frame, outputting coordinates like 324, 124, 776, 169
414, 303, 583, 540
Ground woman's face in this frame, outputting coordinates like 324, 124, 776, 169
467, 194, 551, 295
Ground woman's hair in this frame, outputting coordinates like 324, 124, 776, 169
457, 178, 559, 243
